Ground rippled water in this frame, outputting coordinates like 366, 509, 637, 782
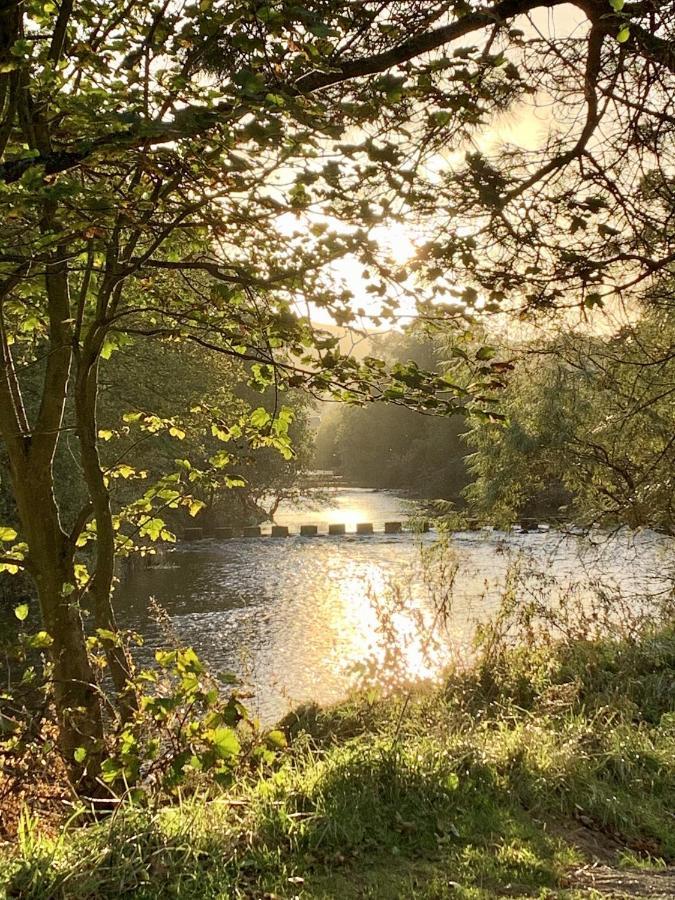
115, 488, 675, 723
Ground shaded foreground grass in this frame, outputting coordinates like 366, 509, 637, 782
2, 622, 674, 899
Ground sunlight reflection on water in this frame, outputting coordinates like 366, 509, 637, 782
115, 489, 675, 723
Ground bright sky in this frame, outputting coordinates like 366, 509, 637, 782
283, 3, 588, 330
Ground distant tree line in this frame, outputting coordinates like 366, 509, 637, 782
464, 305, 675, 532
316, 303, 674, 534
314, 332, 469, 501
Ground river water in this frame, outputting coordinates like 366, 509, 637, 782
115, 488, 674, 723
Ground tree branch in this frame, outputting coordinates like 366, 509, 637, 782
0, 0, 568, 184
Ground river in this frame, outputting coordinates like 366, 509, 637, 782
115, 488, 675, 723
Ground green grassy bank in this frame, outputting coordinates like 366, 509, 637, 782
2, 617, 674, 899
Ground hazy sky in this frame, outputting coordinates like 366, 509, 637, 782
295, 3, 590, 329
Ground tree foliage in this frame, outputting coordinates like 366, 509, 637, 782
464, 306, 675, 531
315, 330, 470, 498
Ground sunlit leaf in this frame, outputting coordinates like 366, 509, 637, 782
446, 773, 460, 791
265, 729, 287, 749
209, 727, 240, 759
14, 603, 29, 622
27, 631, 53, 649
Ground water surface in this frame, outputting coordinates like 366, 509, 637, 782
115, 488, 674, 722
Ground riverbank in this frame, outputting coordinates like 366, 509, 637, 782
2, 607, 674, 899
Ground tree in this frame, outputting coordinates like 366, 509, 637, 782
95, 339, 313, 532
464, 305, 675, 530
316, 330, 470, 498
0, 0, 671, 784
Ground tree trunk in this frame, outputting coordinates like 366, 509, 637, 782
34, 555, 104, 781
75, 354, 138, 721
12, 467, 104, 787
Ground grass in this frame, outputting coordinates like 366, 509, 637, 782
2, 617, 674, 898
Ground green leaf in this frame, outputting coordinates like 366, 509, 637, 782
609, 0, 624, 10
209, 450, 231, 468
233, 69, 265, 95
188, 499, 206, 518
265, 92, 285, 107
431, 110, 453, 128
155, 649, 177, 667
100, 336, 117, 360
14, 603, 29, 621
209, 727, 240, 759
95, 628, 118, 643
139, 517, 165, 540
114, 464, 137, 479
616, 25, 630, 42
177, 646, 204, 674
0, 526, 17, 542
211, 423, 232, 442
101, 758, 122, 783
250, 407, 271, 429
74, 747, 87, 764
27, 631, 53, 649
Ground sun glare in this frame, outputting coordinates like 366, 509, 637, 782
328, 556, 447, 692
277, 210, 421, 326
371, 221, 418, 265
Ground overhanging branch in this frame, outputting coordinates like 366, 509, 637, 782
0, 0, 570, 184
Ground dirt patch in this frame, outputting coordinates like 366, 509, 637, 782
548, 818, 625, 864
572, 864, 675, 898
545, 818, 675, 898
0, 753, 73, 843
